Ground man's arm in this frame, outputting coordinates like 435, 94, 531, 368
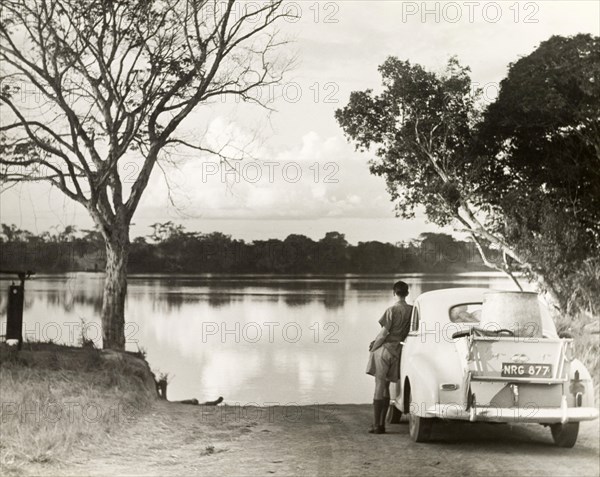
370, 326, 389, 351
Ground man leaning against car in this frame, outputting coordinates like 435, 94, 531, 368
366, 280, 413, 434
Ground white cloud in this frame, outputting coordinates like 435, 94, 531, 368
138, 121, 393, 221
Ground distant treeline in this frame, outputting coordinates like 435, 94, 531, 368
0, 222, 494, 274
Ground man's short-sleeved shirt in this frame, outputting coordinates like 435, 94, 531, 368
378, 301, 413, 344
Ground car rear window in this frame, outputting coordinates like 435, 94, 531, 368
449, 303, 482, 323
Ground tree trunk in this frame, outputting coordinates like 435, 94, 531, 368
454, 205, 568, 312
101, 227, 130, 350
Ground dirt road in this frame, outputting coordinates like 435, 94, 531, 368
40, 402, 600, 476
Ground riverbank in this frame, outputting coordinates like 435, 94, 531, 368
1, 339, 598, 477
0, 343, 157, 474
15, 401, 600, 477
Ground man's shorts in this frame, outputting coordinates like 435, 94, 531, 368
366, 342, 402, 381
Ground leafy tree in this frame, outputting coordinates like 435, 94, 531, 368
418, 233, 469, 272
477, 34, 600, 314
282, 234, 319, 273
336, 37, 599, 312
351, 241, 400, 273
0, 0, 293, 348
1, 223, 24, 242
81, 228, 104, 244
318, 232, 349, 273
57, 225, 78, 242
335, 57, 526, 287
149, 222, 187, 243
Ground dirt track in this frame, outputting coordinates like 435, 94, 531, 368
37, 402, 600, 476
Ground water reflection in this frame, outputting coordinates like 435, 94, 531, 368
0, 273, 524, 403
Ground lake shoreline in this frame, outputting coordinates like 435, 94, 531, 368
2, 328, 598, 476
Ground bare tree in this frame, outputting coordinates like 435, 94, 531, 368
0, 0, 294, 349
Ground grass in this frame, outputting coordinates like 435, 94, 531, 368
0, 342, 157, 474
554, 311, 600, 400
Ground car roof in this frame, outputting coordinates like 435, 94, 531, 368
415, 287, 492, 321
416, 287, 491, 302
412, 287, 557, 336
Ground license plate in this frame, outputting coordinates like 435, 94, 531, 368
501, 363, 553, 378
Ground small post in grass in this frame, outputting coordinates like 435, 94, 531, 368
1, 270, 35, 350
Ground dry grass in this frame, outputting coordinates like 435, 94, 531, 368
554, 312, 600, 400
0, 342, 156, 474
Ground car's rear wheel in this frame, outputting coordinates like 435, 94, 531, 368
408, 390, 432, 442
550, 422, 579, 448
387, 403, 402, 424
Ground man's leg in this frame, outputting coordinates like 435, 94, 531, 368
370, 378, 387, 433
374, 378, 387, 400
380, 381, 390, 428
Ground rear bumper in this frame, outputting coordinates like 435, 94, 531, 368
426, 402, 599, 424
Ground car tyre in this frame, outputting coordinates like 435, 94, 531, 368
550, 422, 579, 448
408, 390, 432, 442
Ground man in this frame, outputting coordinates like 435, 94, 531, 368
366, 280, 412, 434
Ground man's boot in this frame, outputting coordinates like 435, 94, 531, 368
380, 397, 390, 432
368, 399, 385, 434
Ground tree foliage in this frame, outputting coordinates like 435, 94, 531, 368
0, 223, 491, 275
477, 34, 600, 314
336, 57, 479, 227
335, 56, 522, 282
336, 35, 600, 314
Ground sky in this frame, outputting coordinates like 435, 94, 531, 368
1, 0, 599, 244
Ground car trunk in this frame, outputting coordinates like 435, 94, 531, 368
464, 335, 571, 409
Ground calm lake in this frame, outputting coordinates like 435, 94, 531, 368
0, 273, 527, 404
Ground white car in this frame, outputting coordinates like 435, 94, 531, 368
389, 288, 598, 447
